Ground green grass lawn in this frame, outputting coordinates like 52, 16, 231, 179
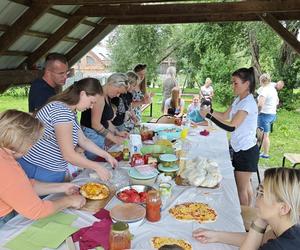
1, 90, 299, 168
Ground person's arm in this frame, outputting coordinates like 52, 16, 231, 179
32, 181, 79, 196
77, 129, 118, 168
257, 96, 265, 113
0, 166, 86, 220
54, 122, 112, 181
240, 218, 268, 250
193, 228, 247, 246
108, 121, 129, 138
201, 106, 232, 121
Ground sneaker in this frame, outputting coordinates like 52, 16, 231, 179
260, 154, 270, 159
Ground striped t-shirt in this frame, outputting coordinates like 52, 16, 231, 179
24, 101, 80, 172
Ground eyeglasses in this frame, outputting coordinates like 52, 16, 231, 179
256, 184, 264, 198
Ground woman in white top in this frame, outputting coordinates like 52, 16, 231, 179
164, 87, 185, 118
200, 77, 214, 101
201, 67, 259, 206
257, 73, 279, 158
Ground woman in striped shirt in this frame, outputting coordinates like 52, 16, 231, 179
18, 78, 117, 183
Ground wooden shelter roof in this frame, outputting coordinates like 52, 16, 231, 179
0, 0, 299, 92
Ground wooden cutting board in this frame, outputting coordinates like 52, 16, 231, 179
80, 187, 116, 213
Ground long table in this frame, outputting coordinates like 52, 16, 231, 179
0, 124, 244, 250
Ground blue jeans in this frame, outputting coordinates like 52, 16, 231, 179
18, 158, 65, 183
0, 211, 17, 228
258, 113, 276, 133
82, 126, 105, 160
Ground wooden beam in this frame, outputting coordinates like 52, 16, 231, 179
76, 1, 300, 17
1, 51, 31, 56
0, 25, 80, 43
0, 70, 42, 94
0, 3, 50, 55
24, 10, 86, 68
66, 22, 116, 66
260, 13, 300, 55
32, 0, 184, 4
106, 12, 300, 25
9, 0, 31, 5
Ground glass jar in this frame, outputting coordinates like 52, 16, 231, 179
109, 222, 131, 250
146, 190, 161, 222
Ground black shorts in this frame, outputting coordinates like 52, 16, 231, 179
232, 144, 259, 172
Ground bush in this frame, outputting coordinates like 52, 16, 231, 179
2, 86, 29, 97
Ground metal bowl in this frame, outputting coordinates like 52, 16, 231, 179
115, 184, 156, 204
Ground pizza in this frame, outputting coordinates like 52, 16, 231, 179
169, 202, 217, 223
80, 182, 110, 200
151, 237, 192, 250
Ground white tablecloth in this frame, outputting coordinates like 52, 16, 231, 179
0, 125, 244, 250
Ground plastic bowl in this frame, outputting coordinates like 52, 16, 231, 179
115, 184, 155, 204
159, 154, 178, 167
128, 167, 158, 186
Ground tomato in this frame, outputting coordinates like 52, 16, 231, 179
118, 192, 130, 202
130, 193, 141, 203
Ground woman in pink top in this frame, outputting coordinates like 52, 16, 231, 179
0, 110, 86, 226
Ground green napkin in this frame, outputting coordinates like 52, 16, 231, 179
28, 222, 78, 249
32, 212, 77, 228
4, 227, 42, 250
5, 212, 79, 250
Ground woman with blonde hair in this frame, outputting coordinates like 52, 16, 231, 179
164, 87, 185, 118
0, 110, 86, 226
80, 73, 130, 159
257, 73, 279, 159
193, 167, 300, 249
200, 77, 214, 101
162, 66, 178, 112
18, 78, 117, 183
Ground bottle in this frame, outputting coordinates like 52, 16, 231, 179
109, 222, 131, 250
123, 140, 130, 161
146, 190, 161, 222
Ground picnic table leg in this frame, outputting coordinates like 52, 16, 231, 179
150, 103, 153, 117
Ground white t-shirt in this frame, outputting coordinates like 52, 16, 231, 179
257, 85, 278, 114
201, 85, 213, 97
230, 94, 258, 152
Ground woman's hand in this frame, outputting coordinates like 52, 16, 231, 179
143, 94, 152, 104
95, 166, 112, 181
116, 131, 129, 138
111, 135, 126, 145
62, 183, 80, 195
192, 229, 219, 244
68, 194, 86, 209
105, 154, 118, 169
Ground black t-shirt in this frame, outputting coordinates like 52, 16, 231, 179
28, 78, 56, 112
81, 97, 114, 129
259, 224, 300, 250
111, 92, 133, 126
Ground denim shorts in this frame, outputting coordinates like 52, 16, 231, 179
0, 211, 17, 228
18, 158, 65, 183
258, 113, 276, 133
82, 126, 105, 160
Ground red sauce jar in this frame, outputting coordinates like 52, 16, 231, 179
109, 222, 131, 250
146, 190, 161, 222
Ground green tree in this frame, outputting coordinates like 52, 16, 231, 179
108, 25, 172, 84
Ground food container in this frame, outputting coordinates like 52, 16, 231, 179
159, 182, 172, 198
141, 145, 174, 158
156, 127, 182, 141
128, 167, 159, 186
115, 185, 155, 204
159, 154, 178, 167
158, 164, 179, 178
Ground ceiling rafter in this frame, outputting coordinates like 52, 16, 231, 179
0, 25, 80, 43
75, 1, 300, 17
1, 51, 31, 56
106, 12, 300, 25
24, 9, 86, 68
0, 3, 50, 55
66, 21, 116, 66
260, 13, 300, 54
32, 0, 187, 4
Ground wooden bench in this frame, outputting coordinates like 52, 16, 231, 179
141, 102, 153, 117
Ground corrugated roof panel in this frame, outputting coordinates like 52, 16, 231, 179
68, 24, 94, 39
51, 5, 79, 14
0, 56, 26, 70
86, 17, 103, 23
30, 13, 66, 33
0, 0, 28, 25
9, 35, 46, 52
50, 41, 76, 54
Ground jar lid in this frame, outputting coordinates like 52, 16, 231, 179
112, 221, 129, 231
